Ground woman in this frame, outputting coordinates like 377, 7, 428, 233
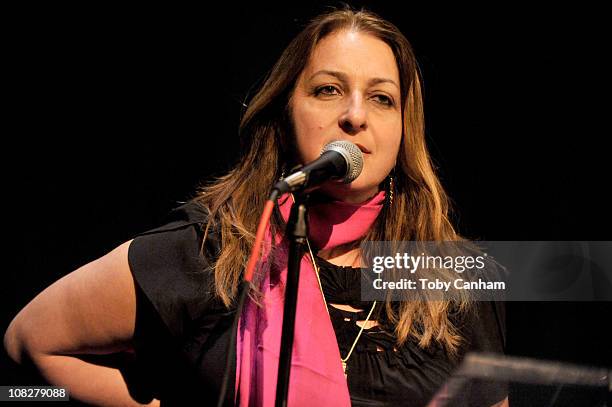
4, 7, 508, 407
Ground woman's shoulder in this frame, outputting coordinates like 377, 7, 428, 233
130, 200, 221, 262
127, 200, 227, 339
137, 200, 212, 234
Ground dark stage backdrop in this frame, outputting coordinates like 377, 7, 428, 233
2, 1, 610, 403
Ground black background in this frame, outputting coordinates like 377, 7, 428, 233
2, 1, 610, 405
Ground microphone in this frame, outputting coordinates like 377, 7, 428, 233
272, 140, 364, 195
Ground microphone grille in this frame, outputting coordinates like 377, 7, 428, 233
321, 140, 364, 183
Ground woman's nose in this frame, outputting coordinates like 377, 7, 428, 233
339, 94, 367, 134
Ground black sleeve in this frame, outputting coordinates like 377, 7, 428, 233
127, 203, 220, 340
124, 202, 235, 405
467, 301, 506, 354
463, 301, 508, 407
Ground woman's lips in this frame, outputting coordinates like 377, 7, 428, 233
354, 143, 371, 154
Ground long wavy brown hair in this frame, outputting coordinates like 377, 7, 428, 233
193, 7, 471, 356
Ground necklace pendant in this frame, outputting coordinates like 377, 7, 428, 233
342, 360, 347, 378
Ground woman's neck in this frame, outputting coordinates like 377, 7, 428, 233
317, 245, 363, 268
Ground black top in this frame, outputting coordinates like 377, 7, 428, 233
126, 202, 507, 407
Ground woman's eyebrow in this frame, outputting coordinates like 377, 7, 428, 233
308, 69, 399, 90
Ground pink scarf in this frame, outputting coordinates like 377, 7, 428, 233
235, 190, 385, 406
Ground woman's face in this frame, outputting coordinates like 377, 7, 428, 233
289, 30, 403, 203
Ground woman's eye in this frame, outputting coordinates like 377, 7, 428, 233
315, 85, 340, 96
372, 94, 394, 106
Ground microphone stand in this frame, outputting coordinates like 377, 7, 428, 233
275, 191, 309, 407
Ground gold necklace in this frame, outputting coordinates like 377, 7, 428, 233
289, 193, 377, 378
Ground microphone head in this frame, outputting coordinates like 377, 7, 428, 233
321, 140, 364, 183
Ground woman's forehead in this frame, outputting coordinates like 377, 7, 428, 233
303, 30, 399, 84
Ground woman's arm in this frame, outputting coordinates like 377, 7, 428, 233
3, 240, 159, 407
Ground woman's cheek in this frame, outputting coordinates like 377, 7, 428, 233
295, 135, 321, 165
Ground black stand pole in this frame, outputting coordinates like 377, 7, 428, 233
275, 193, 309, 407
